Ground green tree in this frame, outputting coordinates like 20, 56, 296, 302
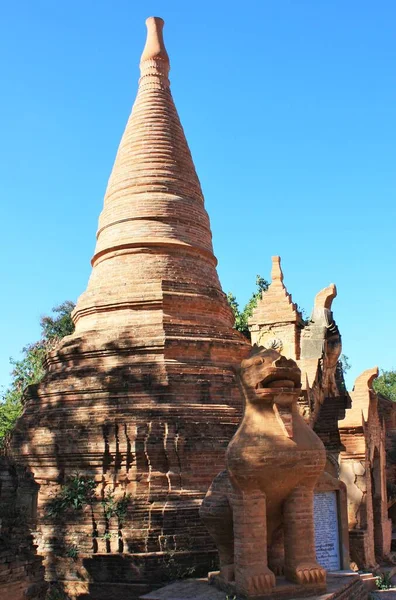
0, 301, 75, 447
227, 275, 269, 339
340, 354, 351, 375
373, 369, 396, 402
40, 300, 75, 340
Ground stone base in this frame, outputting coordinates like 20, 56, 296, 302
140, 572, 368, 600
208, 571, 325, 599
359, 572, 378, 591
64, 581, 154, 600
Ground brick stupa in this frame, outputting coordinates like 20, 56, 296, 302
10, 17, 249, 597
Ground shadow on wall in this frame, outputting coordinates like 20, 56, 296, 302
8, 332, 229, 597
0, 456, 47, 599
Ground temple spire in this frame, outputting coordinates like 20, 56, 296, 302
271, 255, 284, 285
72, 17, 234, 334
248, 256, 302, 359
141, 17, 169, 64
140, 17, 170, 89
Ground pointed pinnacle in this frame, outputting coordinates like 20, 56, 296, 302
141, 17, 169, 65
271, 256, 284, 283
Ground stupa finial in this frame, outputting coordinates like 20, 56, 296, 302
271, 256, 284, 284
139, 17, 170, 88
141, 17, 169, 63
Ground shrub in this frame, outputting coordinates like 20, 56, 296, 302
101, 490, 131, 525
46, 474, 96, 517
65, 544, 79, 560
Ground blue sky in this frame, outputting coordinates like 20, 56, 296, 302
0, 0, 395, 391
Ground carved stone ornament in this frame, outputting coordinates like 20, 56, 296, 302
200, 347, 327, 598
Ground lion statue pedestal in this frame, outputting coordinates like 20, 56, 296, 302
200, 348, 327, 599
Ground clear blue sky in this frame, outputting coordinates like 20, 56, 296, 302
1, 1, 395, 391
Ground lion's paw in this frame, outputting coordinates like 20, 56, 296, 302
286, 562, 326, 585
237, 567, 276, 595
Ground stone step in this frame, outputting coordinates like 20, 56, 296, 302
140, 573, 368, 600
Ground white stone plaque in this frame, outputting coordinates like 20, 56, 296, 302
314, 491, 341, 571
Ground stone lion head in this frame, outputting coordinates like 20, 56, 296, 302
238, 346, 301, 397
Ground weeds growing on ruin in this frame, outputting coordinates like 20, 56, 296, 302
65, 543, 79, 560
375, 567, 396, 590
46, 474, 96, 517
101, 489, 131, 525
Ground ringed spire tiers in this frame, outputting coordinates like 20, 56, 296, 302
73, 16, 226, 334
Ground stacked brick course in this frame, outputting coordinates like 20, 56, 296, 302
8, 17, 249, 598
339, 368, 392, 567
249, 256, 303, 360
0, 457, 47, 600
249, 256, 349, 445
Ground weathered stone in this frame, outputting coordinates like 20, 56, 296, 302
247, 256, 394, 572
249, 257, 303, 360
139, 573, 368, 600
200, 348, 327, 598
339, 368, 392, 568
2, 13, 394, 599
249, 256, 349, 446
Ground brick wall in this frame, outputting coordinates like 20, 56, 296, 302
0, 457, 46, 600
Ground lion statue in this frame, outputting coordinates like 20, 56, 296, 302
200, 347, 327, 597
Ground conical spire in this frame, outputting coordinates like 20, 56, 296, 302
92, 16, 210, 266
73, 17, 231, 333
248, 257, 302, 359
249, 256, 301, 326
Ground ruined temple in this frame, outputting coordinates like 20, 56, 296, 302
2, 14, 396, 600
249, 255, 350, 465
339, 368, 392, 568
7, 17, 250, 598
0, 457, 47, 600
249, 255, 393, 571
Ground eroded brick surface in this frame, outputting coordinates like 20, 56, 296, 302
248, 256, 392, 572
339, 369, 392, 568
0, 457, 47, 600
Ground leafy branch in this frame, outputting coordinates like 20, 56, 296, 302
227, 275, 269, 339
46, 475, 96, 517
0, 301, 75, 447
